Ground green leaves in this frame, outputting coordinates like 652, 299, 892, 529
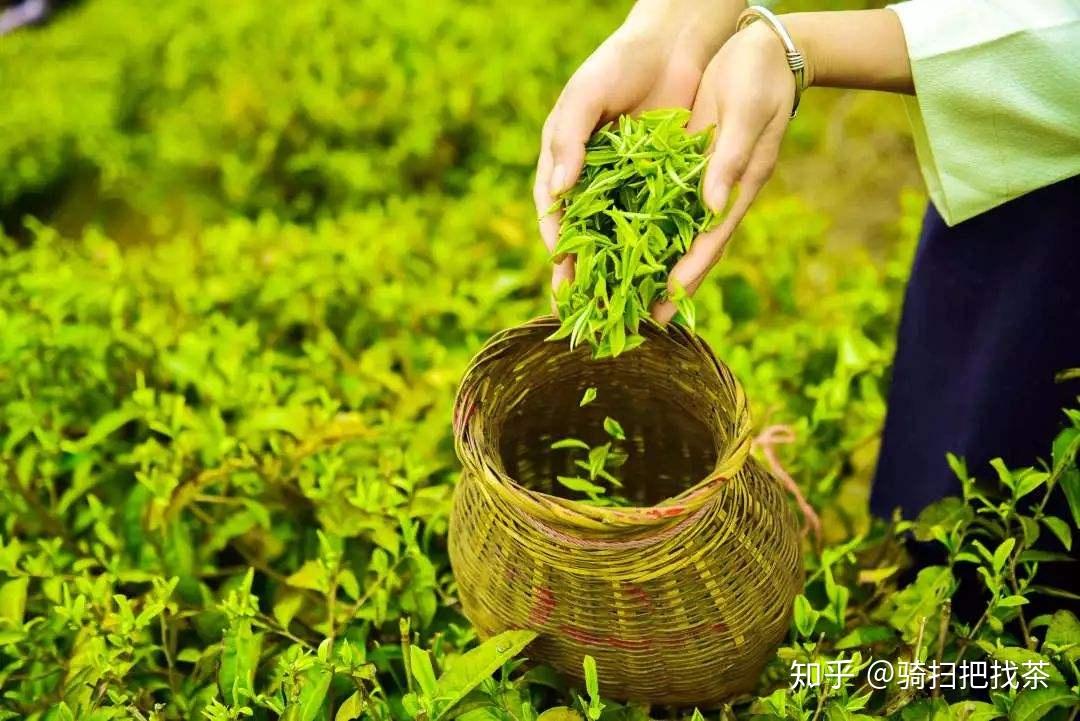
992, 538, 1016, 575
432, 630, 537, 717
549, 109, 718, 358
410, 644, 440, 701
1041, 515, 1072, 550
552, 407, 630, 504
1007, 685, 1078, 721
602, 417, 625, 441
887, 565, 955, 644
281, 666, 333, 721
403, 630, 538, 721
219, 618, 263, 707
792, 594, 819, 639
335, 692, 365, 721
0, 4, 1076, 718
0, 576, 28, 626
1045, 610, 1080, 649
580, 655, 604, 721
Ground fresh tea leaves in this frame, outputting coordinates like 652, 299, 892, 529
550, 406, 630, 505
550, 438, 590, 451
602, 416, 625, 440
579, 387, 598, 406
548, 109, 718, 358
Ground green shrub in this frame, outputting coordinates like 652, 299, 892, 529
0, 0, 913, 241
0, 179, 934, 718
2, 0, 1076, 719
0, 0, 623, 226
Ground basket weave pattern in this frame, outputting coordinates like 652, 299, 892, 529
449, 317, 802, 705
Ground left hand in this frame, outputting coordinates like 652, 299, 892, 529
653, 20, 799, 322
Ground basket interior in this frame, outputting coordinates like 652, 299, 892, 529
490, 328, 729, 506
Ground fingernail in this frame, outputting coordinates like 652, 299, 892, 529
549, 164, 567, 195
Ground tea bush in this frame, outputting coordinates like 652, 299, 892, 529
0, 0, 623, 227
1, 0, 1078, 719
0, 0, 912, 240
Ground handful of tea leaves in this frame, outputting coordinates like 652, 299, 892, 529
548, 109, 718, 358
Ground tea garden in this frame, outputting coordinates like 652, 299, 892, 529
1, 0, 1078, 719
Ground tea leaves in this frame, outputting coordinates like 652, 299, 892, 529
550, 110, 718, 357
1, 0, 1078, 718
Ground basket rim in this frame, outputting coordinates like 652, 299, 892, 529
453, 315, 754, 533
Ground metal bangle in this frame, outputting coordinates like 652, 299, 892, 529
736, 5, 807, 118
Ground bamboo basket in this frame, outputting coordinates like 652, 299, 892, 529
449, 317, 802, 705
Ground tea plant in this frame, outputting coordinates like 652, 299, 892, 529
4, 0, 1071, 718
0, 0, 627, 228
0, 188, 922, 717
0, 178, 934, 720
549, 110, 717, 357
745, 405, 1080, 721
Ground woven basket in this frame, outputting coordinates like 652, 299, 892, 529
449, 317, 802, 705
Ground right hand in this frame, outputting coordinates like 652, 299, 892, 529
534, 3, 737, 294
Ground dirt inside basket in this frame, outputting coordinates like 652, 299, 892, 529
496, 358, 722, 506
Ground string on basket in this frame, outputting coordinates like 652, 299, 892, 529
753, 424, 821, 548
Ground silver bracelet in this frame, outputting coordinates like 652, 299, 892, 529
736, 5, 807, 118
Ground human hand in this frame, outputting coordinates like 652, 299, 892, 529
650, 8, 913, 322
535, 0, 742, 294
653, 20, 798, 323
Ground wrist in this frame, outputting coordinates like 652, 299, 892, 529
621, 0, 745, 66
779, 13, 819, 88
736, 11, 809, 117
774, 10, 914, 94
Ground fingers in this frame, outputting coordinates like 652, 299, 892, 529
651, 185, 757, 325
550, 256, 575, 313
671, 169, 763, 287
533, 124, 560, 255
535, 92, 604, 216
535, 85, 603, 294
548, 84, 604, 192
651, 122, 781, 325
534, 88, 602, 224
696, 104, 769, 213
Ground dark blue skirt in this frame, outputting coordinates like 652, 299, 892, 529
872, 174, 1080, 604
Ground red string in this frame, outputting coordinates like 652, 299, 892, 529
754, 424, 822, 549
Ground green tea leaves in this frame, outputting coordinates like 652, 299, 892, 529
548, 109, 718, 358
670, 279, 696, 332
1008, 685, 1079, 721
551, 438, 591, 451
581, 655, 604, 721
602, 417, 625, 441
219, 618, 263, 707
551, 407, 630, 504
429, 630, 538, 719
557, 476, 608, 496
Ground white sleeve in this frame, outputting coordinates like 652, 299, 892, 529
888, 0, 1080, 225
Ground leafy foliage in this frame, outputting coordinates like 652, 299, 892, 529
550, 110, 716, 357
762, 411, 1080, 721
0, 0, 625, 228
550, 410, 629, 505
1, 0, 1076, 719
0, 173, 927, 721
